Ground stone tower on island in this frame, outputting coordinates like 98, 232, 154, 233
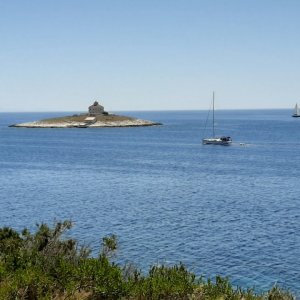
88, 101, 104, 115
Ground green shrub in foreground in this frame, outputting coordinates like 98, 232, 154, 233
0, 221, 295, 300
127, 263, 195, 300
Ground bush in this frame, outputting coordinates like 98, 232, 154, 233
0, 221, 295, 300
128, 263, 196, 300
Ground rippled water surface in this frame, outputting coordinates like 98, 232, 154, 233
0, 110, 300, 294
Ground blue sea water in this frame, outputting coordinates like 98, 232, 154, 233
0, 110, 300, 295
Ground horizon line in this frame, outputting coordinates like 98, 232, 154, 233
0, 107, 293, 113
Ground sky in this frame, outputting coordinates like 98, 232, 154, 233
0, 0, 299, 112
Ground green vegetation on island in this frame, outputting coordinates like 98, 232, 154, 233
38, 113, 136, 124
0, 221, 295, 299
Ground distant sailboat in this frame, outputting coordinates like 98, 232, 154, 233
202, 92, 232, 145
292, 103, 300, 117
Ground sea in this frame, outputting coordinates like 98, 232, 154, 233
0, 110, 299, 295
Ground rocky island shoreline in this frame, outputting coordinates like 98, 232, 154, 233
9, 101, 162, 128
9, 113, 161, 128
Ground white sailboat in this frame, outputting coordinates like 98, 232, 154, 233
202, 92, 232, 145
292, 103, 300, 117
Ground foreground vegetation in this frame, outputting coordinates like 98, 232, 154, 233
0, 221, 295, 299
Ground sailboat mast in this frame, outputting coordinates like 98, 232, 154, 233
212, 91, 215, 137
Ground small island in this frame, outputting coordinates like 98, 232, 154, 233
10, 101, 162, 128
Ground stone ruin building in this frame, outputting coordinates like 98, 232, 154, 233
88, 101, 105, 115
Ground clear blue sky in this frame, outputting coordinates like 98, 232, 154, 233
0, 0, 299, 112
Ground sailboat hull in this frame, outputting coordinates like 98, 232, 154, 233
202, 136, 232, 145
292, 114, 300, 117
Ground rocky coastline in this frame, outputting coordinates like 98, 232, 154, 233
9, 113, 162, 128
